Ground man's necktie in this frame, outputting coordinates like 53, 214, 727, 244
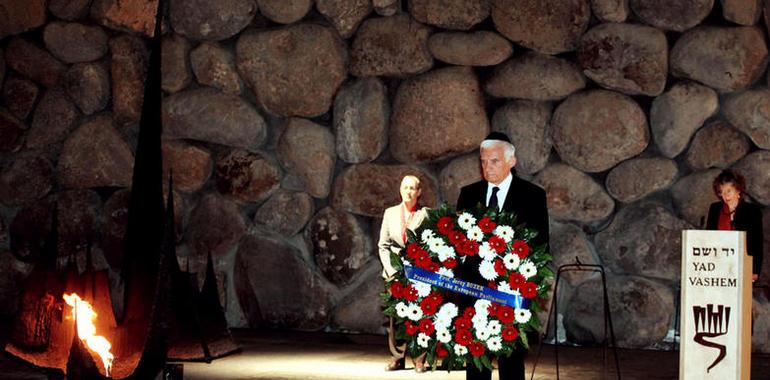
489, 186, 500, 210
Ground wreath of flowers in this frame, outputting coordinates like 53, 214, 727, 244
381, 203, 553, 371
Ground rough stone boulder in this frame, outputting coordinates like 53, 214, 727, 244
491, 100, 552, 175
215, 149, 282, 204
551, 90, 648, 172
190, 42, 243, 95
64, 63, 110, 115
185, 193, 247, 261
236, 23, 347, 117
256, 0, 312, 24
169, 0, 256, 41
235, 232, 333, 330
629, 0, 712, 31
685, 121, 750, 170
3, 77, 39, 120
549, 220, 602, 286
43, 22, 109, 64
56, 189, 103, 258
565, 274, 674, 348
722, 0, 762, 25
162, 87, 267, 149
733, 150, 770, 206
0, 156, 54, 207
409, 0, 489, 30
0, 109, 25, 153
9, 200, 52, 261
316, 0, 372, 39
91, 0, 160, 36
350, 15, 432, 78
49, 0, 92, 21
591, 0, 629, 22
333, 77, 388, 164
534, 163, 615, 223
439, 154, 483, 206
254, 190, 314, 237
723, 89, 770, 150
491, 0, 590, 55
305, 207, 371, 286
0, 0, 46, 39
333, 265, 388, 334
5, 38, 66, 88
27, 88, 80, 149
578, 23, 667, 96
753, 297, 770, 352
161, 34, 191, 93
485, 52, 585, 101
58, 116, 134, 189
332, 164, 439, 217
390, 66, 489, 164
605, 157, 678, 203
595, 201, 692, 281
428, 31, 512, 67
110, 35, 148, 125
670, 169, 722, 226
670, 26, 768, 92
161, 141, 213, 193
276, 118, 336, 198
650, 82, 719, 158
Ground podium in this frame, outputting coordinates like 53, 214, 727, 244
680, 230, 752, 379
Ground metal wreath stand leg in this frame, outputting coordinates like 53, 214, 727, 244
529, 258, 622, 380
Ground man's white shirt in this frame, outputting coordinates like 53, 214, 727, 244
485, 172, 513, 211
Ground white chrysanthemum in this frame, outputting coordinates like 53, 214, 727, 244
427, 237, 446, 253
436, 327, 452, 344
466, 226, 484, 242
395, 302, 408, 318
486, 320, 502, 335
403, 260, 412, 267
479, 260, 498, 281
437, 303, 459, 320
493, 225, 514, 242
417, 333, 431, 348
515, 308, 532, 324
421, 229, 435, 243
503, 253, 520, 271
519, 262, 537, 279
487, 336, 503, 352
474, 300, 492, 316
407, 303, 424, 321
476, 327, 492, 341
457, 212, 476, 231
497, 281, 520, 296
436, 244, 456, 262
434, 316, 452, 331
454, 345, 468, 356
472, 313, 488, 329
478, 242, 497, 261
411, 281, 431, 297
437, 267, 454, 278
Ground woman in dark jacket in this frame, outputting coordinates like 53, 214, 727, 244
706, 169, 764, 282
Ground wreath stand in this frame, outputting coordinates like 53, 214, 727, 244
529, 259, 622, 380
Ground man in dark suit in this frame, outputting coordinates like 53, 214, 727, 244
456, 132, 549, 380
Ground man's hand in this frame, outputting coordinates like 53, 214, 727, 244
752, 274, 758, 282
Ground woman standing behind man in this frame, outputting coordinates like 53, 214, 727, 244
706, 169, 764, 282
377, 175, 428, 372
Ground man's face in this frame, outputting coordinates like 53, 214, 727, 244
480, 144, 516, 185
400, 177, 421, 204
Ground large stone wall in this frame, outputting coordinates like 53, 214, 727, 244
1, 0, 769, 351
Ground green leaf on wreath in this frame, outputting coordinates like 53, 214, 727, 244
520, 331, 530, 349
389, 251, 403, 272
480, 355, 493, 370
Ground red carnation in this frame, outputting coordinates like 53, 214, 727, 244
442, 257, 458, 269
390, 282, 404, 298
508, 272, 526, 290
498, 306, 515, 324
502, 326, 519, 341
454, 316, 472, 331
469, 341, 485, 357
426, 292, 443, 305
463, 307, 476, 319
417, 257, 434, 270
448, 230, 466, 246
437, 216, 455, 235
511, 240, 530, 259
436, 343, 449, 358
420, 299, 439, 316
521, 281, 538, 299
406, 243, 422, 259
405, 321, 419, 335
488, 302, 501, 316
494, 259, 507, 275
403, 285, 419, 302
461, 240, 479, 256
427, 261, 441, 273
413, 249, 429, 262
418, 319, 435, 335
488, 235, 506, 254
478, 217, 496, 233
455, 329, 473, 346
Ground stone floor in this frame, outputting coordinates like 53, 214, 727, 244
2, 329, 770, 379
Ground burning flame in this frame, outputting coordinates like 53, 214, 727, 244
63, 293, 114, 377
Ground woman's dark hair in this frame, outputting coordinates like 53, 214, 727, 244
712, 169, 746, 198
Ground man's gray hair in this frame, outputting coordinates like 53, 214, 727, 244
480, 139, 516, 160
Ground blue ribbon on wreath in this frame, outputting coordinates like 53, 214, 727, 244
404, 265, 529, 309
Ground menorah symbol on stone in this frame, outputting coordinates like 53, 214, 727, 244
693, 304, 731, 373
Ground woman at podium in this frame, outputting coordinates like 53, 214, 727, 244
706, 169, 764, 282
